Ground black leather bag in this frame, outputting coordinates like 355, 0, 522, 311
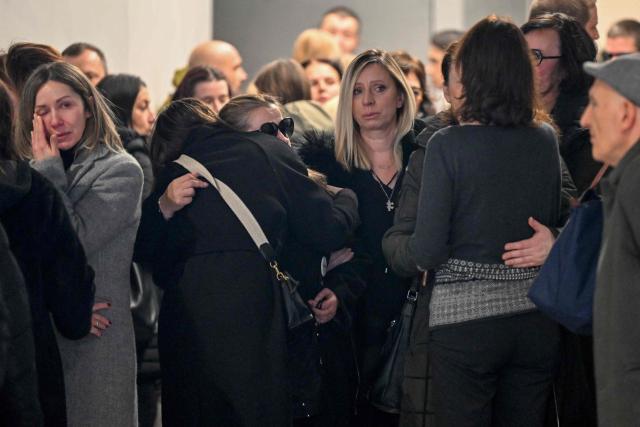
369, 273, 424, 413
174, 155, 314, 331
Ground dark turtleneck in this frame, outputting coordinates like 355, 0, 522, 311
60, 146, 77, 171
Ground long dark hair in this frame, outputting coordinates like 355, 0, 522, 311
522, 13, 596, 95
149, 98, 217, 179
97, 74, 145, 128
456, 16, 536, 127
253, 59, 311, 105
0, 80, 15, 160
172, 66, 229, 101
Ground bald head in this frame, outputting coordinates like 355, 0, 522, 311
188, 40, 247, 94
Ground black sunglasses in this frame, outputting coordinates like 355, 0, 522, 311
259, 117, 294, 138
531, 48, 562, 66
602, 51, 634, 61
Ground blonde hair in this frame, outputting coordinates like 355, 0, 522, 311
15, 61, 122, 159
335, 49, 416, 171
292, 29, 341, 64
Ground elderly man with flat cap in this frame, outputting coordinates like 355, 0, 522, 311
580, 53, 640, 426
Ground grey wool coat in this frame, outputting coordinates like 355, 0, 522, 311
32, 143, 143, 427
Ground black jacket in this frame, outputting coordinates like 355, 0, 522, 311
120, 128, 154, 200
296, 121, 425, 385
0, 161, 95, 427
553, 91, 603, 195
134, 125, 359, 426
0, 222, 43, 426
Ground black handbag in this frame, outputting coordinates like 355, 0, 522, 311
369, 272, 425, 413
174, 154, 314, 330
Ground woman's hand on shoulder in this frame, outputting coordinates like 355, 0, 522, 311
158, 173, 208, 220
30, 114, 59, 161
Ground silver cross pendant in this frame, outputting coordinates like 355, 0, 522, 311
386, 200, 395, 212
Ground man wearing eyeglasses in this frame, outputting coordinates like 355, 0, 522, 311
603, 19, 640, 61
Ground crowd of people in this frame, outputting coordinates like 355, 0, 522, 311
0, 1, 639, 426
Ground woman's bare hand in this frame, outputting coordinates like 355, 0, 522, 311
158, 173, 208, 220
90, 301, 111, 338
30, 114, 59, 161
503, 217, 555, 268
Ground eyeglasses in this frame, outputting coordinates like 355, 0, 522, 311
531, 49, 562, 66
602, 51, 634, 61
259, 117, 294, 138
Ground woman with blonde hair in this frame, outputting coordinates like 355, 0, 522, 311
297, 48, 424, 426
292, 28, 342, 64
15, 61, 143, 427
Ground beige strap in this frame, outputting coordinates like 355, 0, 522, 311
173, 154, 269, 250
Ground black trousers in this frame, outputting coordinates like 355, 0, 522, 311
427, 311, 560, 427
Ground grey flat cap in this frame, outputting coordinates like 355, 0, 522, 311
583, 53, 640, 106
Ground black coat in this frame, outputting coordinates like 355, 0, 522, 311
0, 161, 95, 427
553, 91, 603, 195
296, 122, 425, 387
0, 222, 43, 426
134, 125, 359, 426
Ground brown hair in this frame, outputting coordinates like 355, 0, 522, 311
14, 61, 122, 159
253, 59, 311, 105
150, 98, 217, 178
391, 50, 434, 116
172, 66, 229, 101
6, 42, 61, 94
455, 16, 536, 127
217, 94, 283, 132
607, 19, 640, 50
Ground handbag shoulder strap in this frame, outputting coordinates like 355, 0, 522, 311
173, 154, 275, 261
589, 164, 609, 190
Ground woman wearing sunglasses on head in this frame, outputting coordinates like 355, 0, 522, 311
134, 96, 360, 426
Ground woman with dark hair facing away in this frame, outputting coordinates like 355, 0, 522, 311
98, 73, 155, 199
391, 50, 435, 120
5, 42, 61, 95
0, 78, 98, 425
522, 12, 600, 194
14, 61, 143, 427
296, 48, 426, 427
404, 16, 562, 426
253, 58, 334, 144
172, 65, 230, 113
135, 96, 359, 426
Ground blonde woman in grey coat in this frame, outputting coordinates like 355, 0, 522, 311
16, 62, 143, 427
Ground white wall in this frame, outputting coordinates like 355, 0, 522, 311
1, 0, 212, 108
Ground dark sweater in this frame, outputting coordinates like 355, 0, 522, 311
409, 123, 562, 269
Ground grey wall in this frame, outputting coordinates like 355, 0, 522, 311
214, 0, 431, 89
213, 0, 533, 90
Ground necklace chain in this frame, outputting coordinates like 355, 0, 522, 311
371, 170, 399, 212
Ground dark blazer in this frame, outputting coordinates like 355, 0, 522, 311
135, 125, 359, 426
595, 141, 640, 426
0, 161, 94, 427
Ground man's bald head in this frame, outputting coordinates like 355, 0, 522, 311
188, 40, 247, 94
